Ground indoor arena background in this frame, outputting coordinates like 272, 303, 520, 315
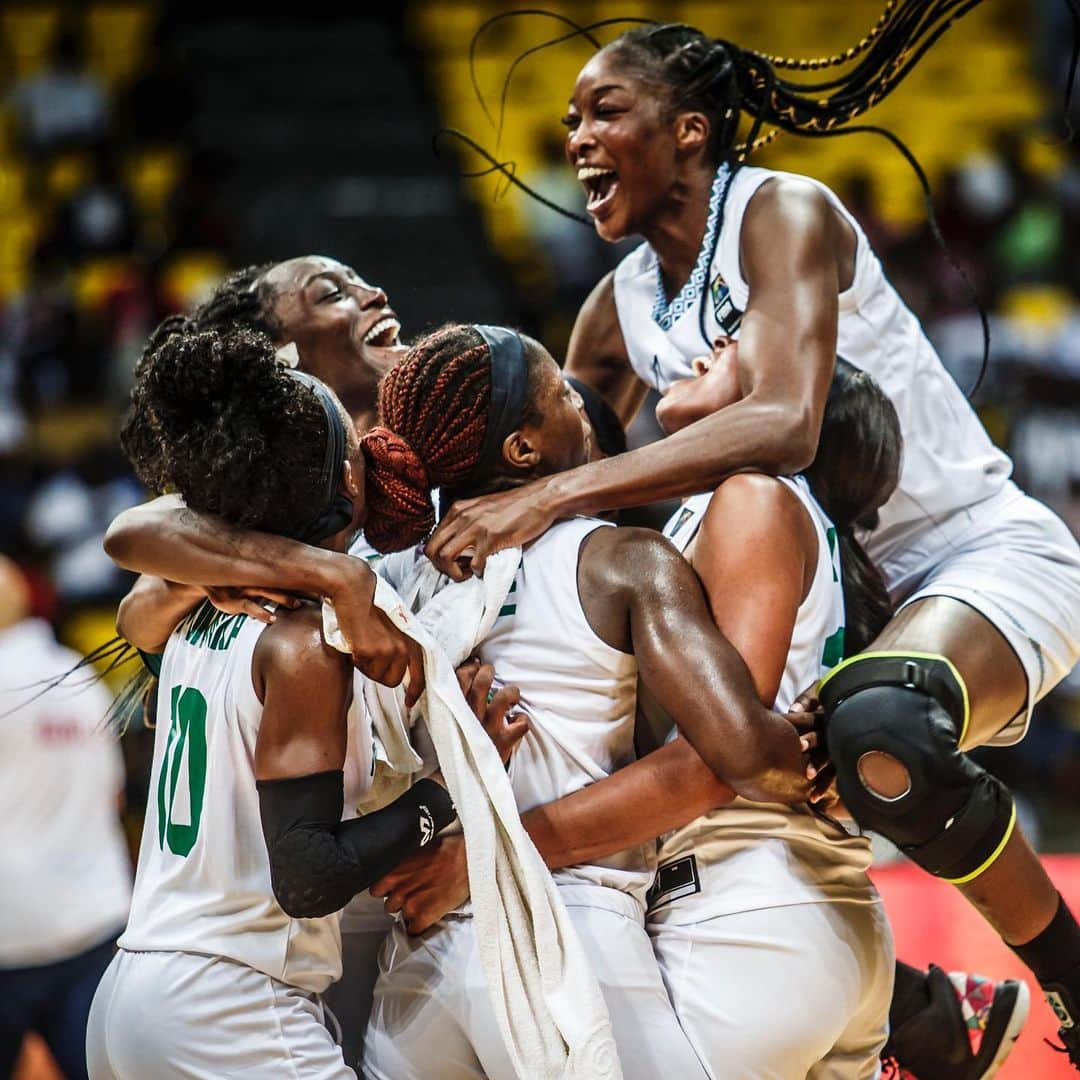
0, 2, 1077, 1077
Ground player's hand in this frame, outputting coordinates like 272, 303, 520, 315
369, 833, 470, 935
455, 659, 528, 765
729, 711, 813, 806
329, 564, 426, 708
786, 683, 837, 806
425, 481, 560, 581
203, 585, 303, 624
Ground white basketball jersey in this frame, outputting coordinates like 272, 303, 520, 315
613, 164, 1013, 591
477, 518, 652, 909
649, 477, 876, 923
119, 602, 366, 993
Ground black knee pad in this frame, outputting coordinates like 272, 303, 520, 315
819, 653, 1015, 883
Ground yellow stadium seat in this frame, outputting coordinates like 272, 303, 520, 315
44, 152, 92, 204
125, 147, 183, 214
0, 162, 27, 214
0, 7, 61, 78
84, 3, 154, 87
73, 256, 139, 311
159, 251, 229, 312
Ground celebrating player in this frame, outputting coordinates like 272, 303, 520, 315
87, 327, 499, 1078
425, 16, 1080, 1069
355, 322, 816, 1079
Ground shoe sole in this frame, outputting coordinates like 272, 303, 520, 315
978, 980, 1030, 1080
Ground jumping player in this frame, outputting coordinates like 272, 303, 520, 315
425, 17, 1080, 1070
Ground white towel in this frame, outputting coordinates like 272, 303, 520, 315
322, 558, 621, 1080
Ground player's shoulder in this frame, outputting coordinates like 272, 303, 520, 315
743, 170, 833, 232
254, 603, 348, 683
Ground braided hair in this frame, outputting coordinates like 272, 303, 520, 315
804, 358, 901, 656
361, 323, 541, 553
122, 326, 338, 539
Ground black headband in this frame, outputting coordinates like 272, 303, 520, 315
285, 369, 355, 543
473, 324, 530, 479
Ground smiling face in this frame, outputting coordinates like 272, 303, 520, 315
259, 256, 408, 391
564, 48, 697, 242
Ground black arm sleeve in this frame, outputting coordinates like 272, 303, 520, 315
256, 770, 457, 919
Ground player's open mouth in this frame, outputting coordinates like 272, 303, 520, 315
362, 316, 401, 347
578, 166, 619, 219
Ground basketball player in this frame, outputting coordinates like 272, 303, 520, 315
87, 327, 518, 1078
356, 322, 818, 1079
424, 18, 1080, 1071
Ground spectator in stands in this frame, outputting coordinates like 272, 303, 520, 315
8, 23, 108, 159
0, 555, 131, 1080
52, 148, 138, 260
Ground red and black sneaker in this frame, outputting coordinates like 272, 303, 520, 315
882, 966, 1029, 1079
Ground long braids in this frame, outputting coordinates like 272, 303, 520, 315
442, 1, 1080, 400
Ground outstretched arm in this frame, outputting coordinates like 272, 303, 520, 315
105, 495, 424, 702
426, 178, 841, 579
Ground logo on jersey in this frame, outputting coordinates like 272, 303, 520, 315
646, 854, 701, 912
418, 805, 435, 847
665, 507, 694, 539
711, 272, 742, 336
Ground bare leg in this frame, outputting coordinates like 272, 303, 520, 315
867, 596, 1057, 946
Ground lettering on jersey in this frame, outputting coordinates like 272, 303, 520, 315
418, 805, 435, 847
498, 557, 524, 619
183, 602, 248, 651
158, 685, 208, 858
646, 853, 701, 913
710, 272, 742, 336
821, 626, 846, 670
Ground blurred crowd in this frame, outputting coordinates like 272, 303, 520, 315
0, 12, 227, 623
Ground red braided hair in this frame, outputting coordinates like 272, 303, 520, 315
361, 324, 492, 552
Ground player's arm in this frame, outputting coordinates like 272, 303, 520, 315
253, 606, 455, 920
105, 495, 424, 702
578, 526, 809, 804
525, 479, 811, 867
426, 179, 840, 579
115, 574, 204, 654
564, 271, 649, 428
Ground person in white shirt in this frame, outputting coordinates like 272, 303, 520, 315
423, 16, 1080, 1073
0, 556, 131, 1080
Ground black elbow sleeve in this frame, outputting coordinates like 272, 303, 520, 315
257, 770, 456, 919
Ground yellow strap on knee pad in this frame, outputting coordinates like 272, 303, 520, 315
817, 651, 971, 746
943, 801, 1017, 885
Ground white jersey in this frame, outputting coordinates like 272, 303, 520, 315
613, 164, 1013, 589
477, 517, 651, 910
649, 476, 876, 923
0, 619, 132, 967
119, 601, 367, 993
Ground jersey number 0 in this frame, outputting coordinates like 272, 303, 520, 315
157, 685, 208, 857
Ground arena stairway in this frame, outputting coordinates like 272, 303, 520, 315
172, 15, 511, 332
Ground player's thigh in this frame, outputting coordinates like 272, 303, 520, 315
95, 950, 354, 1079
364, 918, 495, 1080
325, 920, 390, 1071
0, 963, 42, 1078
651, 902, 893, 1080
565, 903, 708, 1080
883, 494, 1080, 746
